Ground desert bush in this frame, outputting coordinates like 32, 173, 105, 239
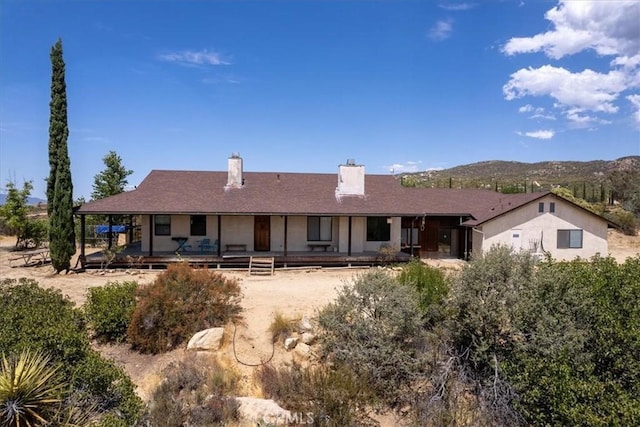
72, 349, 142, 425
397, 259, 449, 324
257, 363, 377, 426
317, 270, 427, 409
446, 245, 536, 425
268, 311, 295, 343
127, 263, 242, 354
0, 278, 143, 425
144, 353, 240, 426
503, 255, 640, 426
84, 281, 138, 343
443, 248, 640, 426
0, 278, 89, 367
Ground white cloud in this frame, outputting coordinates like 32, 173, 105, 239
158, 49, 231, 66
504, 65, 627, 114
531, 113, 556, 121
518, 104, 534, 113
503, 1, 640, 59
517, 130, 555, 140
502, 1, 640, 128
428, 19, 454, 41
628, 94, 640, 124
439, 3, 475, 11
386, 161, 423, 174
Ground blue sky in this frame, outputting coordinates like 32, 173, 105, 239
1, 0, 639, 200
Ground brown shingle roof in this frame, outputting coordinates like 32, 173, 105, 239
75, 169, 554, 221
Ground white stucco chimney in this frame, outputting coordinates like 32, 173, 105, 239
336, 159, 365, 196
226, 153, 243, 189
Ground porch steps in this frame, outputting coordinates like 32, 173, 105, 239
249, 256, 275, 275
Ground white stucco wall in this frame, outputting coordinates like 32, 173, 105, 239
472, 195, 608, 261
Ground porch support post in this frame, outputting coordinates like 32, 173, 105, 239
464, 227, 469, 260
128, 215, 133, 244
108, 215, 113, 249
217, 215, 221, 257
348, 216, 352, 256
80, 214, 86, 265
409, 217, 414, 257
283, 216, 288, 256
148, 215, 153, 256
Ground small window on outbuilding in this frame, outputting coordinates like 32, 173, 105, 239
538, 202, 544, 213
550, 202, 556, 213
557, 229, 583, 248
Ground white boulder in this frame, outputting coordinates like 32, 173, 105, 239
186, 327, 225, 351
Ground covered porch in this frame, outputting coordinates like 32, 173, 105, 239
81, 241, 411, 270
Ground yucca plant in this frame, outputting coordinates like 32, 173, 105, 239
0, 350, 64, 427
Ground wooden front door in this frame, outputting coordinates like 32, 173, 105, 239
254, 216, 270, 251
422, 219, 439, 252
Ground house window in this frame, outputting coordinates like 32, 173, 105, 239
190, 215, 206, 236
538, 202, 544, 213
557, 229, 583, 248
367, 217, 391, 241
307, 216, 332, 241
154, 215, 171, 236
550, 202, 555, 213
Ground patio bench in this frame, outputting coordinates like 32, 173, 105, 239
308, 243, 331, 252
225, 244, 247, 252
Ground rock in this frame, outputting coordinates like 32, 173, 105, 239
187, 327, 225, 351
235, 397, 291, 424
294, 342, 311, 359
299, 316, 313, 332
301, 332, 315, 345
284, 337, 299, 350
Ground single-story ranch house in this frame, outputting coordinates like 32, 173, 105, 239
75, 155, 612, 269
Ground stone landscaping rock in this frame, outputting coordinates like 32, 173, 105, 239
294, 342, 311, 359
187, 327, 225, 351
235, 396, 291, 424
299, 316, 313, 332
284, 336, 299, 350
301, 332, 315, 345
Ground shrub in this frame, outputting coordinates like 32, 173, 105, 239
144, 353, 240, 426
268, 311, 295, 343
85, 281, 138, 343
256, 363, 377, 426
0, 278, 89, 368
317, 270, 427, 409
127, 263, 242, 354
397, 259, 449, 324
0, 278, 143, 425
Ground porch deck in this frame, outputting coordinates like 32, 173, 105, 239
81, 242, 411, 270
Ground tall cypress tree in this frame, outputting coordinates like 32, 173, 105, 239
48, 39, 76, 273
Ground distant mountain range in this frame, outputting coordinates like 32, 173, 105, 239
0, 194, 47, 206
402, 156, 640, 190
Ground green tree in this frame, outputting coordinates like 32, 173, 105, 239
47, 39, 76, 273
91, 151, 133, 201
0, 181, 47, 249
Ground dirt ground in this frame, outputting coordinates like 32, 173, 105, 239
1, 230, 638, 418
